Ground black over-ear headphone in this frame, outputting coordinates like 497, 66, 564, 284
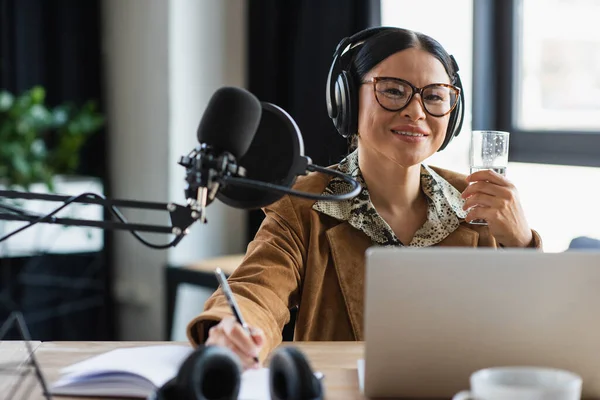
325, 26, 465, 151
149, 345, 323, 400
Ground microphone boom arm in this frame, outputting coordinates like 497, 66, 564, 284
0, 148, 362, 248
220, 163, 362, 202
0, 189, 200, 247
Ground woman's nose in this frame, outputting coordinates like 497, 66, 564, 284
401, 94, 427, 121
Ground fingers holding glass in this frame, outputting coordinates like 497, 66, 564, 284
467, 130, 510, 225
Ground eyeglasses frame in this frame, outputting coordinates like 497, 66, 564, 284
363, 76, 461, 117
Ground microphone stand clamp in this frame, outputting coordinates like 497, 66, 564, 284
178, 144, 246, 224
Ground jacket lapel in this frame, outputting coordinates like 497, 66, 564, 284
437, 224, 480, 247
326, 222, 372, 341
325, 222, 480, 341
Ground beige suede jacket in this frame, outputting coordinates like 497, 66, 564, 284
186, 165, 542, 362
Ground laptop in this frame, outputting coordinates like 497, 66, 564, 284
363, 247, 600, 399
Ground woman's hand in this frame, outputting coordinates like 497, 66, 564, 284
461, 169, 533, 248
205, 315, 265, 370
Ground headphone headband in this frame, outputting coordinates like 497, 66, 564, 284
326, 27, 395, 119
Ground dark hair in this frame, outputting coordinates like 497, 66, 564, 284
352, 28, 458, 85
347, 28, 458, 150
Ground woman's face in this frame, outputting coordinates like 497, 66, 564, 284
357, 47, 452, 168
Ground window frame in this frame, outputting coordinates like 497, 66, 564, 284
472, 0, 600, 167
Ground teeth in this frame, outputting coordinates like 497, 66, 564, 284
392, 130, 425, 137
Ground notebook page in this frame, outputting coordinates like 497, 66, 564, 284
53, 345, 321, 399
357, 358, 365, 393
58, 345, 193, 388
239, 368, 271, 400
239, 368, 324, 400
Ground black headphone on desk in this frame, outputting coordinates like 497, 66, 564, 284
149, 345, 323, 400
325, 26, 465, 151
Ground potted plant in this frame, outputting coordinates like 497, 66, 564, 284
0, 86, 105, 255
0, 85, 105, 191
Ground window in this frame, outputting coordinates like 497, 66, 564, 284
516, 0, 600, 131
473, 0, 600, 166
381, 0, 474, 172
381, 1, 600, 251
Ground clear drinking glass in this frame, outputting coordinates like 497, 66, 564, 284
468, 130, 510, 225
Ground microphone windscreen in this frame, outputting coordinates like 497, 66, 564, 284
216, 102, 308, 210
196, 87, 262, 159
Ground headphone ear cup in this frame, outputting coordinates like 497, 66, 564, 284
438, 91, 464, 152
147, 378, 177, 400
327, 27, 397, 139
150, 345, 242, 400
440, 104, 459, 151
269, 347, 323, 400
326, 37, 351, 120
333, 70, 357, 139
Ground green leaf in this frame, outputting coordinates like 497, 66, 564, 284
0, 86, 104, 191
0, 91, 14, 111
12, 152, 31, 177
30, 86, 46, 104
52, 106, 69, 127
30, 139, 47, 158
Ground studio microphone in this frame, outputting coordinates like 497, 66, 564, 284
196, 87, 261, 159
178, 87, 262, 222
178, 86, 361, 222
0, 86, 357, 250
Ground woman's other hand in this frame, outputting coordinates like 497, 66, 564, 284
461, 169, 533, 248
205, 315, 265, 370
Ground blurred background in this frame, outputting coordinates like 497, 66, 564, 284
0, 0, 598, 344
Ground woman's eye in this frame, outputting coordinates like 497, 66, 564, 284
424, 94, 445, 102
382, 88, 406, 97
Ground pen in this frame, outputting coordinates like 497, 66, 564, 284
214, 267, 260, 364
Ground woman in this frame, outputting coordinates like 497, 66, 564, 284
186, 27, 542, 370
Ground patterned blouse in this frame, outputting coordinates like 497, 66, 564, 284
313, 150, 469, 247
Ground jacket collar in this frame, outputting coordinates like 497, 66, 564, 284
313, 150, 468, 247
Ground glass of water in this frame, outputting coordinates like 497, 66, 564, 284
468, 130, 510, 225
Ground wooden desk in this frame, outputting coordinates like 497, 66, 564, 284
30, 341, 366, 400
185, 254, 245, 275
0, 341, 42, 398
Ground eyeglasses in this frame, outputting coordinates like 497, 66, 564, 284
363, 77, 461, 117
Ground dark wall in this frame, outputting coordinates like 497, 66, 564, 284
0, 0, 105, 179
246, 0, 380, 240
0, 0, 114, 340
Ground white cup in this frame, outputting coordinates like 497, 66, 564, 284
452, 366, 582, 400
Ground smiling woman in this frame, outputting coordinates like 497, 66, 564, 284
355, 47, 459, 168
186, 26, 543, 368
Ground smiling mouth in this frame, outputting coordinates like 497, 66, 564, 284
391, 130, 426, 137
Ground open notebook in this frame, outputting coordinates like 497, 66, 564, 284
50, 344, 278, 399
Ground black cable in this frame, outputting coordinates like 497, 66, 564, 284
0, 164, 362, 248
105, 200, 181, 249
0, 202, 41, 219
221, 163, 362, 201
0, 192, 181, 249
